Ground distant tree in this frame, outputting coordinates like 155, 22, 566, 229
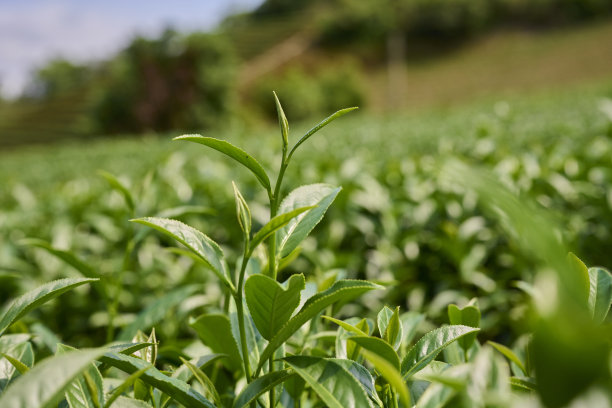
253, 0, 313, 16
94, 29, 236, 134
25, 59, 92, 100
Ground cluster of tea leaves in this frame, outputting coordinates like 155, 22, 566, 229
0, 81, 611, 407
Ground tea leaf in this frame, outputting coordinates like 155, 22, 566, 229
273, 91, 289, 149
245, 273, 305, 340
233, 369, 295, 408
257, 280, 382, 371
588, 267, 612, 323
487, 341, 527, 376
0, 278, 97, 337
0, 347, 108, 408
19, 239, 98, 279
284, 356, 371, 408
99, 352, 215, 408
180, 357, 223, 407
276, 184, 342, 258
174, 135, 271, 191
57, 343, 104, 408
190, 314, 242, 372
249, 206, 314, 255
360, 350, 410, 408
447, 303, 480, 352
232, 181, 252, 238
131, 217, 234, 291
349, 336, 400, 370
98, 170, 135, 213
288, 107, 358, 160
401, 325, 480, 378
108, 396, 153, 408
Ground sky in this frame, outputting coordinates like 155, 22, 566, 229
0, 0, 264, 98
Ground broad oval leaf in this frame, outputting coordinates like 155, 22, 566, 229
0, 347, 108, 408
588, 267, 612, 323
174, 135, 271, 191
233, 369, 295, 408
257, 280, 382, 371
249, 206, 314, 255
276, 184, 342, 258
99, 352, 214, 408
131, 217, 233, 291
118, 285, 198, 341
349, 336, 400, 371
190, 314, 242, 372
401, 325, 480, 378
245, 274, 305, 340
0, 278, 97, 337
284, 356, 371, 408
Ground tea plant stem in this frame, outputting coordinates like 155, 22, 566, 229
269, 358, 276, 408
236, 246, 252, 382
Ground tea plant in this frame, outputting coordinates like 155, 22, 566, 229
1, 92, 611, 408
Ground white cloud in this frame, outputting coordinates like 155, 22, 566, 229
0, 0, 263, 98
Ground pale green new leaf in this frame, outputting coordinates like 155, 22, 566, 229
276, 184, 342, 258
174, 135, 271, 191
233, 369, 295, 408
322, 316, 368, 336
257, 280, 382, 371
118, 285, 198, 341
361, 350, 410, 408
131, 217, 233, 291
402, 325, 480, 378
109, 396, 153, 408
0, 352, 30, 375
0, 278, 97, 337
232, 182, 251, 237
249, 206, 314, 255
273, 91, 289, 148
99, 352, 214, 408
509, 376, 537, 391
588, 267, 612, 323
190, 314, 242, 372
284, 356, 371, 408
447, 304, 480, 352
0, 347, 108, 408
245, 274, 305, 340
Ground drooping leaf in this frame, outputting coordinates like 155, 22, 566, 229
276, 184, 342, 258
284, 356, 371, 408
288, 107, 358, 160
245, 274, 305, 340
190, 314, 242, 372
99, 352, 214, 408
98, 170, 135, 213
0, 347, 108, 408
257, 280, 382, 371
349, 336, 400, 370
174, 135, 271, 191
131, 217, 233, 291
360, 350, 410, 408
0, 278, 97, 337
233, 369, 295, 408
249, 206, 314, 255
588, 267, 612, 323
401, 325, 480, 378
487, 341, 527, 376
118, 285, 198, 341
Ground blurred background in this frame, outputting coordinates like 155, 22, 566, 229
1, 0, 612, 350
1, 0, 612, 145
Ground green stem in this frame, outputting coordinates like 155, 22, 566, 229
236, 247, 252, 382
269, 358, 276, 408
